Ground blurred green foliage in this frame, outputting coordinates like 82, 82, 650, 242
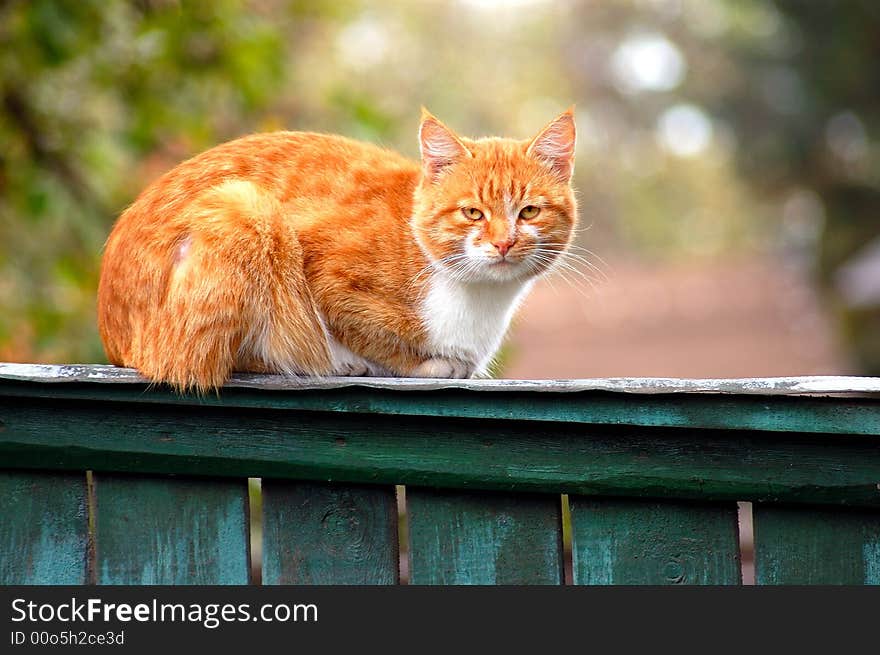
709, 1, 880, 372
0, 0, 287, 361
0, 0, 877, 371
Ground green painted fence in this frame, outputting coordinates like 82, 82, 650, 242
1, 363, 879, 585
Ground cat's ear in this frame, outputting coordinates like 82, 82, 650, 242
527, 107, 576, 181
419, 108, 470, 182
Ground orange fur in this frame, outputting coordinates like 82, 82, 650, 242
97, 109, 578, 392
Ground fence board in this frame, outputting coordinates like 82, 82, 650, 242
0, 470, 89, 584
262, 480, 398, 584
570, 497, 741, 585
3, 366, 880, 587
3, 365, 880, 437
4, 396, 880, 507
754, 504, 880, 584
93, 474, 250, 584
407, 489, 563, 584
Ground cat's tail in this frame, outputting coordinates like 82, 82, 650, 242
99, 179, 333, 394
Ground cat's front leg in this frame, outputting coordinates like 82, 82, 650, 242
410, 357, 474, 379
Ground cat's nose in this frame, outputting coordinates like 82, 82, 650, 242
492, 239, 516, 257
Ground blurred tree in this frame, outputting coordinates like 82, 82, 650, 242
698, 0, 880, 372
0, 0, 285, 361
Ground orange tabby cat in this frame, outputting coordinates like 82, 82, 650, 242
97, 108, 577, 391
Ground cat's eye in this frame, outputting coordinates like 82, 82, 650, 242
462, 207, 484, 220
519, 205, 541, 220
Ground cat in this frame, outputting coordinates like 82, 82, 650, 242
97, 108, 578, 392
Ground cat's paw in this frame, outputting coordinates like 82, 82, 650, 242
410, 358, 473, 379
335, 361, 371, 376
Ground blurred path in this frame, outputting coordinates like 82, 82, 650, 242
507, 254, 853, 379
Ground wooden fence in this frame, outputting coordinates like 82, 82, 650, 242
2, 363, 879, 584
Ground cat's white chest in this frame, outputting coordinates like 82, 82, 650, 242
420, 275, 533, 374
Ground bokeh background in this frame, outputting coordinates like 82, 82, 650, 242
3, 0, 878, 586
1, 0, 878, 378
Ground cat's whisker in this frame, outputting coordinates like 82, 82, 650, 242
445, 257, 486, 284
573, 247, 611, 272
538, 267, 564, 298
528, 252, 602, 299
559, 254, 609, 282
406, 252, 476, 291
544, 266, 586, 297
547, 266, 598, 302
570, 222, 594, 238
530, 246, 610, 282
539, 243, 613, 272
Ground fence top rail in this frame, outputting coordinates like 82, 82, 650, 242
1, 363, 879, 397
2, 363, 880, 506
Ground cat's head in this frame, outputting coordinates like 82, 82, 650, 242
411, 108, 577, 284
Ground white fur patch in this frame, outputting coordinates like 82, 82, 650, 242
465, 226, 488, 259
237, 315, 278, 370
520, 223, 540, 239
421, 274, 534, 375
174, 235, 192, 264
327, 333, 390, 377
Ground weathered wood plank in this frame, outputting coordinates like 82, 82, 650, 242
261, 480, 398, 584
570, 497, 741, 585
2, 395, 880, 507
407, 489, 563, 584
754, 504, 880, 584
0, 470, 89, 584
93, 474, 250, 584
1, 366, 879, 437
4, 363, 879, 396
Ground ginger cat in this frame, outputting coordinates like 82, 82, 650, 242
97, 108, 578, 392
